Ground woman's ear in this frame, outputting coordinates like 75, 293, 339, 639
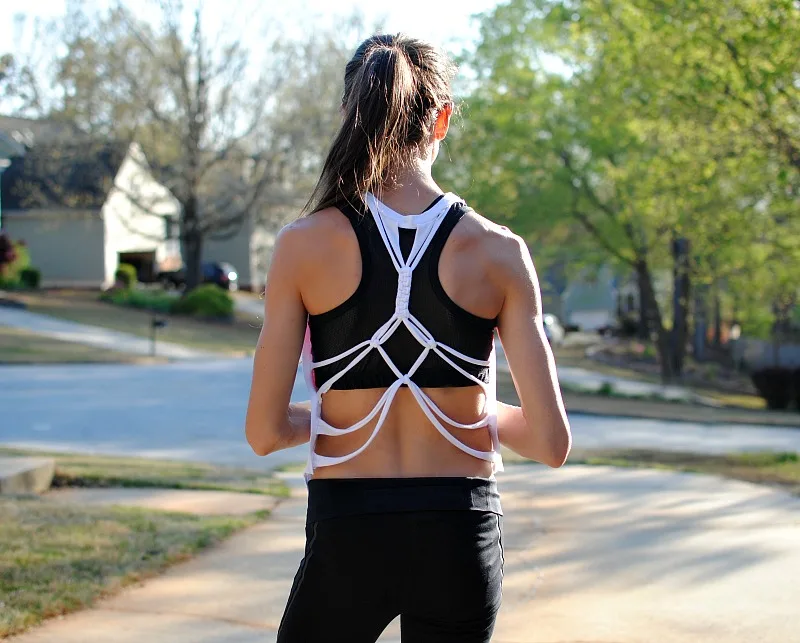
433, 102, 453, 141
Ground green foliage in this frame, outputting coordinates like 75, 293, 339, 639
100, 283, 232, 320
0, 238, 31, 289
450, 0, 800, 380
19, 267, 41, 290
114, 263, 138, 290
171, 284, 234, 320
101, 288, 175, 314
598, 381, 615, 396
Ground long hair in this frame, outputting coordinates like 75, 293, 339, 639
304, 34, 456, 214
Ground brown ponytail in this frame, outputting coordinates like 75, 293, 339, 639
304, 34, 456, 214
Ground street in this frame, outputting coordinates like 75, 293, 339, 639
3, 360, 799, 469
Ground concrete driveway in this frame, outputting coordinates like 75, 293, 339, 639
9, 464, 800, 643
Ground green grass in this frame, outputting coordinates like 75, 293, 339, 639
553, 343, 767, 410
0, 496, 264, 638
568, 449, 800, 495
20, 290, 260, 356
273, 462, 306, 473
0, 326, 143, 364
0, 448, 289, 498
557, 380, 693, 405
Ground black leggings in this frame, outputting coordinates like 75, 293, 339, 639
277, 477, 504, 643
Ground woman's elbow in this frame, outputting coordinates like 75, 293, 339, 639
544, 424, 572, 468
245, 418, 279, 457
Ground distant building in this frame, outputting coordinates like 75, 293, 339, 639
0, 116, 272, 290
0, 115, 181, 288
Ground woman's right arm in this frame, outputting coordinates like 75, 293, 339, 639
495, 234, 571, 467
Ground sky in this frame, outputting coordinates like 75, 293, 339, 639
1, 0, 501, 59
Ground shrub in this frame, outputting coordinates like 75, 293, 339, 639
0, 232, 16, 273
171, 284, 234, 320
598, 381, 615, 396
115, 263, 138, 290
19, 267, 41, 289
100, 288, 174, 313
751, 368, 794, 410
0, 235, 30, 287
126, 289, 174, 313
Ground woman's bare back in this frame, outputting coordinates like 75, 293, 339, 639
291, 198, 515, 478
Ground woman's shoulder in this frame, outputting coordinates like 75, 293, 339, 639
453, 205, 529, 270
277, 207, 355, 246
272, 207, 359, 272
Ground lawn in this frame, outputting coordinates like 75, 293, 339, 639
553, 342, 767, 410
569, 449, 800, 495
0, 326, 143, 364
0, 448, 289, 497
19, 289, 261, 356
0, 497, 264, 638
0, 448, 287, 637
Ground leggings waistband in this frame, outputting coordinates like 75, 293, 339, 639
306, 476, 502, 523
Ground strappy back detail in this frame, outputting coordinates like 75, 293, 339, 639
301, 192, 504, 481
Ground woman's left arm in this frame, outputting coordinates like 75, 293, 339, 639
245, 224, 311, 456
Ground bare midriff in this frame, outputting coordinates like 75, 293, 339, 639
312, 385, 495, 479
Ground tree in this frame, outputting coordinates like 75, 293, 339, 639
46, 2, 359, 290
447, 0, 799, 381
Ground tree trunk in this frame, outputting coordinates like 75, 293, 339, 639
713, 285, 722, 348
669, 237, 690, 378
636, 267, 650, 339
693, 285, 708, 362
181, 196, 204, 291
635, 258, 673, 382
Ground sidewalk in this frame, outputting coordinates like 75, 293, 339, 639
495, 346, 800, 428
0, 307, 215, 360
233, 293, 263, 319
495, 343, 710, 403
10, 465, 800, 643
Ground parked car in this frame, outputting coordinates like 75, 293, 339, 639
543, 314, 566, 346
158, 261, 239, 291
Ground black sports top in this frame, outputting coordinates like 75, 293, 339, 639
307, 195, 497, 390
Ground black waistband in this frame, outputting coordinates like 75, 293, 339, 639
306, 476, 502, 523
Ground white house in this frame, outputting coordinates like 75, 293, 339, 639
0, 116, 181, 288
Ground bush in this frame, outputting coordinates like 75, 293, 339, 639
751, 368, 795, 410
19, 267, 41, 289
598, 381, 615, 396
126, 289, 174, 313
115, 263, 138, 290
100, 288, 174, 314
171, 284, 234, 320
0, 236, 31, 288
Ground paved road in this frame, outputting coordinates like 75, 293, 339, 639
2, 360, 799, 469
10, 465, 800, 643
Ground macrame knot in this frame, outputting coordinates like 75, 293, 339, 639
395, 267, 412, 318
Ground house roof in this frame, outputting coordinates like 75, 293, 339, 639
0, 116, 81, 147
0, 131, 25, 160
0, 116, 128, 211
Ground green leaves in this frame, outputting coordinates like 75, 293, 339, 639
448, 0, 799, 344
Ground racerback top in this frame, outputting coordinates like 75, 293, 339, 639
301, 192, 505, 480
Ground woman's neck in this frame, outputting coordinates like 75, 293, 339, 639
376, 160, 444, 216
